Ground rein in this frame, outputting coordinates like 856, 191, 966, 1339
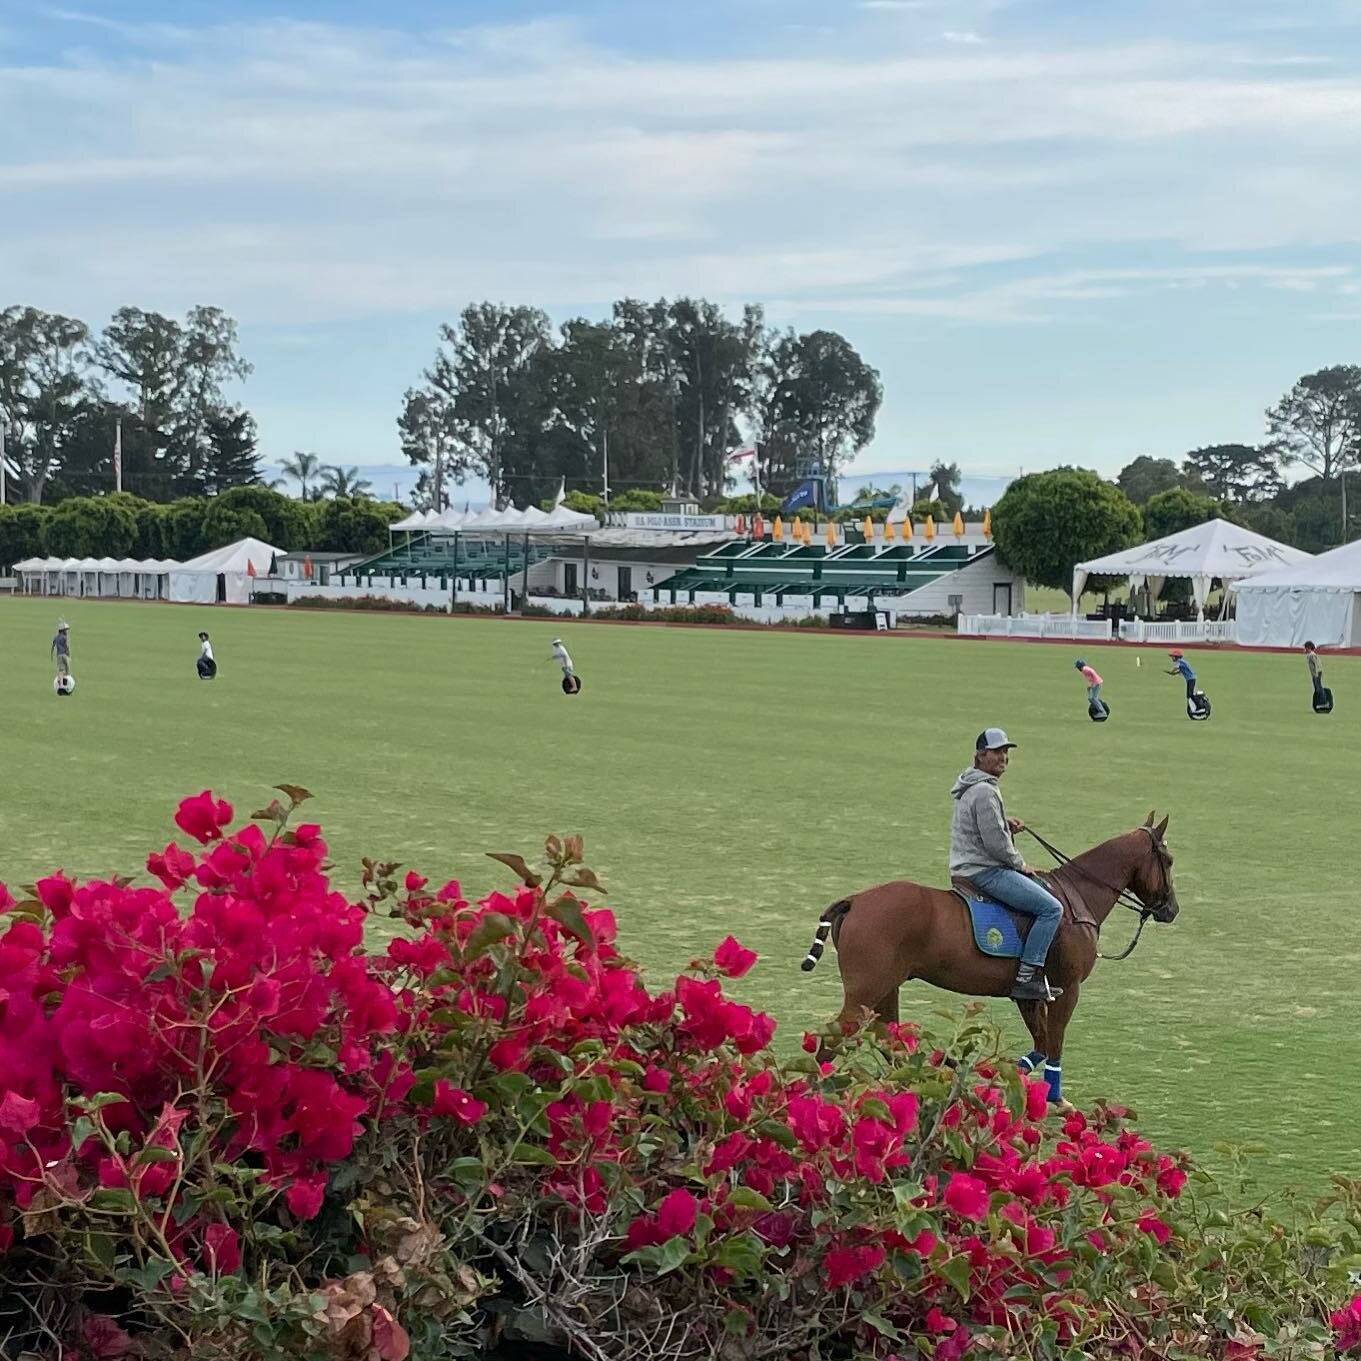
1020, 826, 1158, 962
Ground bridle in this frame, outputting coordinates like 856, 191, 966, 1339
1021, 825, 1175, 962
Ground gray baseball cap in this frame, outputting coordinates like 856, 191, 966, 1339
975, 727, 1016, 751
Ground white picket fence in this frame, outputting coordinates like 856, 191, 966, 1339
1117, 619, 1237, 644
958, 613, 1114, 641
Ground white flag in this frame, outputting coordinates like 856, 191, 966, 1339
113, 418, 122, 491
553, 477, 566, 508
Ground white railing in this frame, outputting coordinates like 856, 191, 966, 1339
1117, 619, 1237, 644
958, 613, 1113, 641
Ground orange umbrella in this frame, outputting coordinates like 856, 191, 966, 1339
246, 559, 257, 577
773, 515, 784, 542
303, 554, 314, 578
736, 513, 747, 536
825, 520, 837, 547
862, 515, 874, 542
923, 516, 936, 541
883, 520, 896, 541
952, 511, 964, 538
752, 513, 765, 540
982, 508, 992, 538
903, 517, 913, 540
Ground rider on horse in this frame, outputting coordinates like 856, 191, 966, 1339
949, 729, 1064, 1003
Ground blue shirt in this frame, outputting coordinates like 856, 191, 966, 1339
1172, 657, 1195, 682
52, 633, 69, 657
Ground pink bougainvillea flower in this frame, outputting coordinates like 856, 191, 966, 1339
641, 1066, 669, 1093
822, 1242, 885, 1288
943, 1172, 990, 1223
81, 1314, 134, 1359
403, 870, 428, 893
173, 790, 235, 844
713, 935, 758, 979
370, 1305, 411, 1361
1332, 1296, 1361, 1352
146, 841, 196, 890
202, 1222, 241, 1274
285, 1175, 327, 1220
656, 1187, 699, 1239
0, 1089, 42, 1137
431, 1081, 487, 1126
925, 1307, 958, 1334
1025, 1078, 1049, 1121
1135, 1211, 1172, 1245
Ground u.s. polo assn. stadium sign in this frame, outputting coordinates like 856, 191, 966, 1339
624, 513, 729, 532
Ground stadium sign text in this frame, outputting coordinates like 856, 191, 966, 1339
625, 513, 729, 531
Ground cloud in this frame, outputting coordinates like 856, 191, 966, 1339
3, 11, 1361, 333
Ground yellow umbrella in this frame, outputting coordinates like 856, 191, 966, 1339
982, 508, 992, 538
903, 517, 913, 540
924, 515, 936, 541
773, 515, 784, 542
825, 520, 837, 547
862, 515, 874, 542
883, 520, 896, 541
952, 510, 964, 538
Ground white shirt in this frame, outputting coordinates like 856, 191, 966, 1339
200, 639, 215, 661
551, 641, 573, 670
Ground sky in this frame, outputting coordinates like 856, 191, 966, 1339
4, 0, 1361, 503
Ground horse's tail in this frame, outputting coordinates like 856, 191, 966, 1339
800, 899, 852, 973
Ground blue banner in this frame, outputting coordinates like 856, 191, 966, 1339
782, 479, 819, 512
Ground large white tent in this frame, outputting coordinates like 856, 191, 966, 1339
1234, 539, 1361, 647
169, 537, 282, 604
1073, 519, 1310, 618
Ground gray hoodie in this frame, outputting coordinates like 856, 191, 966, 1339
949, 767, 1026, 877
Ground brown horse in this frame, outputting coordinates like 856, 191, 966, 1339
800, 814, 1179, 1104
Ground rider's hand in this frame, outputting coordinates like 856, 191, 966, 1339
1020, 863, 1036, 876
1006, 816, 1025, 834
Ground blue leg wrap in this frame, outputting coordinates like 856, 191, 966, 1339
1018, 1049, 1045, 1074
1044, 1063, 1062, 1104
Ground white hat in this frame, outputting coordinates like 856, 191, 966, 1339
975, 727, 1016, 751
552, 638, 562, 645
56, 619, 69, 630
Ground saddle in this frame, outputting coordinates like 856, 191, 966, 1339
950, 874, 1091, 960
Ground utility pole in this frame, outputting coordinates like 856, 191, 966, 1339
602, 428, 611, 510
0, 409, 7, 506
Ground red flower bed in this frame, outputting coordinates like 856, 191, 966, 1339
0, 793, 1352, 1360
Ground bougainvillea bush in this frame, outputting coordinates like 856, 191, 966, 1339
0, 789, 1358, 1360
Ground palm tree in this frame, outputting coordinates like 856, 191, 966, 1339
320, 465, 374, 499
281, 451, 322, 500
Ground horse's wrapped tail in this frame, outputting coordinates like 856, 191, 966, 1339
801, 899, 851, 972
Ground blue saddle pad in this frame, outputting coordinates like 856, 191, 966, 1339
958, 896, 1031, 959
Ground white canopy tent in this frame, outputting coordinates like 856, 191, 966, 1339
1072, 519, 1309, 619
12, 555, 180, 598
170, 537, 282, 604
1234, 540, 1361, 647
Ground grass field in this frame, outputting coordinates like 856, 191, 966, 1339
3, 597, 1357, 1193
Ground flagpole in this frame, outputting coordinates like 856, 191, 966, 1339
753, 447, 761, 511
114, 417, 122, 493
0, 410, 7, 506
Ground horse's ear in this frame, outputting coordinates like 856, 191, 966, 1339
1145, 810, 1156, 827
1154, 814, 1170, 841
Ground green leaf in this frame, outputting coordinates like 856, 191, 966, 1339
275, 783, 313, 807
89, 1188, 138, 1214
862, 1312, 901, 1341
708, 1232, 766, 1277
546, 894, 595, 946
462, 912, 518, 960
621, 1235, 691, 1276
939, 1254, 972, 1301
135, 1145, 180, 1165
485, 852, 542, 888
726, 1187, 774, 1212
84, 1231, 116, 1272
511, 1144, 557, 1165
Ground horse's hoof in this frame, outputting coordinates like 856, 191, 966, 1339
1049, 1098, 1077, 1115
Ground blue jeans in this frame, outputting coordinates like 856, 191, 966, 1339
972, 867, 1062, 968
1087, 683, 1101, 704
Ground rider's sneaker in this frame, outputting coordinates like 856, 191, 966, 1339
1011, 962, 1062, 1002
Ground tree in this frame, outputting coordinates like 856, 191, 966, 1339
397, 388, 467, 512
200, 501, 269, 550
1141, 488, 1235, 540
427, 304, 553, 504
0, 306, 93, 503
1115, 456, 1192, 506
200, 408, 261, 494
928, 461, 963, 516
213, 486, 311, 550
39, 496, 137, 559
281, 451, 322, 501
162, 498, 211, 559
1239, 503, 1296, 546
310, 497, 394, 555
756, 328, 880, 495
0, 503, 49, 569
319, 465, 374, 499
991, 469, 1141, 596
1266, 366, 1361, 539
1276, 476, 1360, 553
1181, 444, 1281, 503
